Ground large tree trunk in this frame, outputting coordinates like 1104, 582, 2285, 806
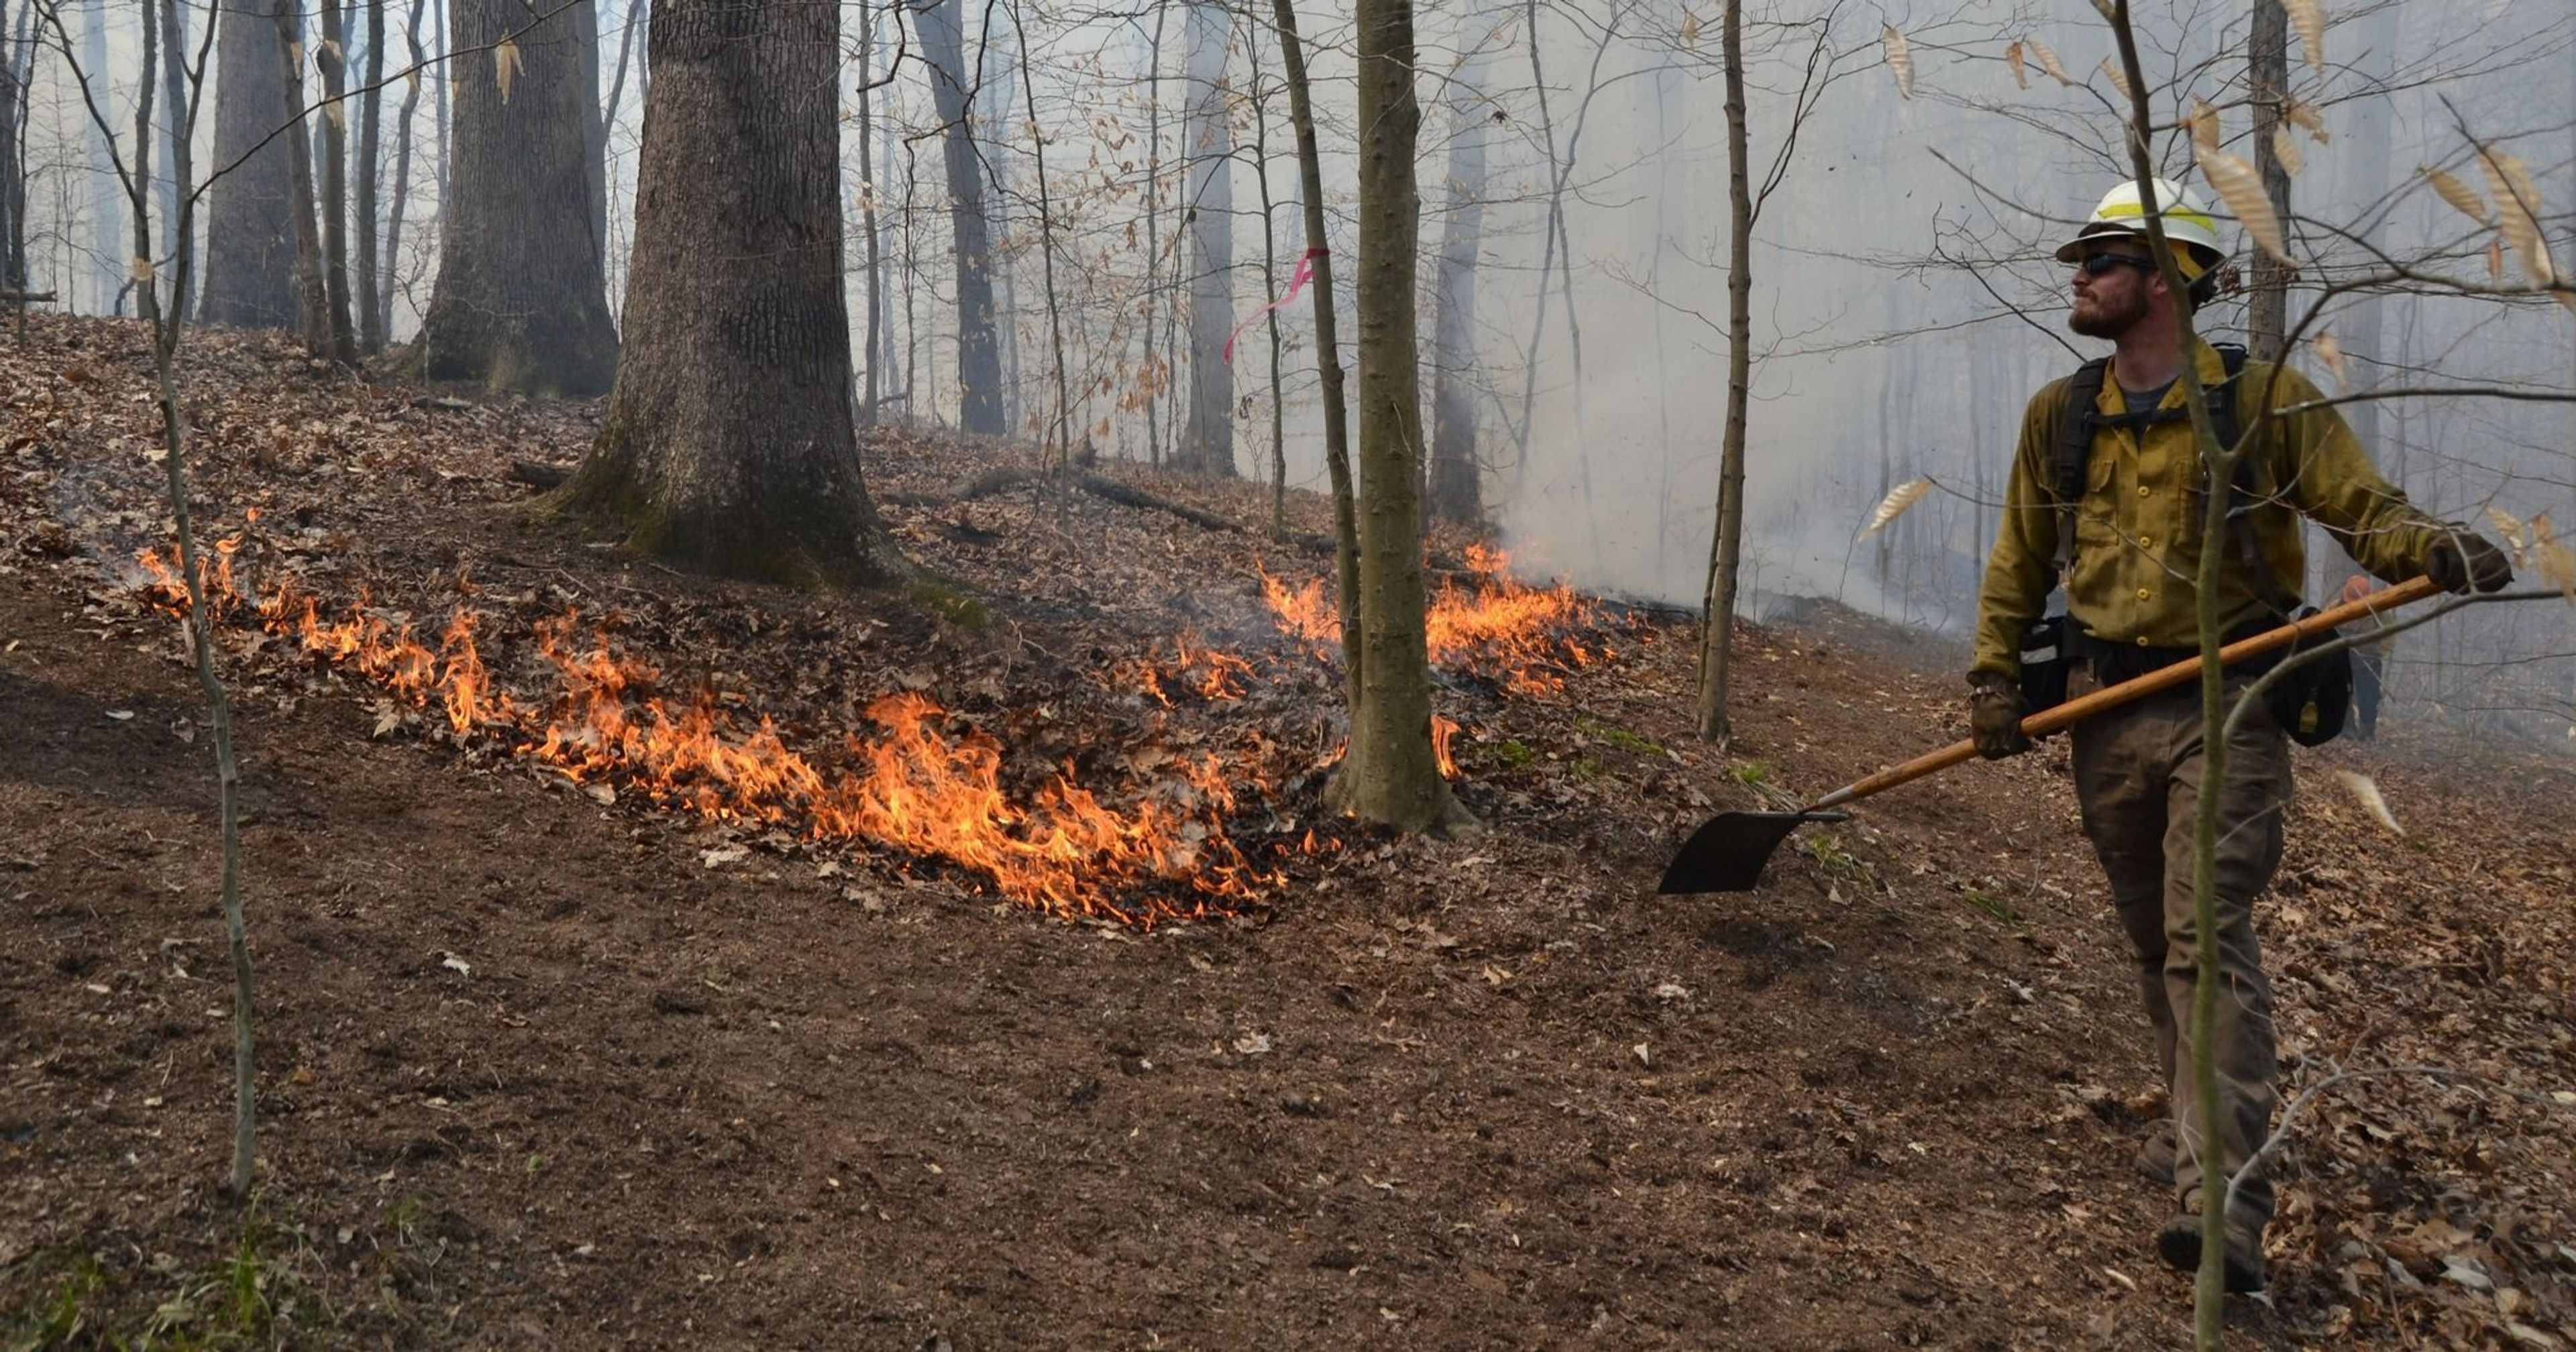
0, 0, 18, 299
354, 0, 383, 349
315, 0, 358, 352
910, 0, 1002, 435
855, 1, 881, 426
415, 0, 618, 393
1427, 15, 1489, 526
2246, 0, 2291, 362
1691, 0, 1750, 742
1176, 0, 1235, 476
1332, 0, 1461, 832
78, 0, 116, 311
553, 0, 902, 585
576, 0, 606, 254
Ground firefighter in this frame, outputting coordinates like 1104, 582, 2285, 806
1964, 178, 2512, 1292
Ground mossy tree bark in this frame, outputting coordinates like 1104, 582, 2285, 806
415, 0, 616, 394
551, 0, 904, 587
1330, 0, 1466, 832
200, 0, 299, 327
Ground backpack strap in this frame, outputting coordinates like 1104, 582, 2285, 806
2052, 357, 2112, 576
2212, 344, 2301, 617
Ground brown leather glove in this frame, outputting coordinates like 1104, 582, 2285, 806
2425, 527, 2513, 595
1968, 671, 2031, 760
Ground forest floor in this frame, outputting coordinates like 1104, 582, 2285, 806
3, 313, 2573, 1351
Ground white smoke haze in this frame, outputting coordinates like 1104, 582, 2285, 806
6, 0, 2571, 736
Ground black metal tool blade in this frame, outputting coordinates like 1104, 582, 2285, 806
1656, 809, 1853, 894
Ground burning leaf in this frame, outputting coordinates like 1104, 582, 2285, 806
2197, 144, 2291, 263
2185, 98, 2220, 156
2027, 39, 2075, 87
1881, 25, 1914, 100
2337, 771, 2403, 836
1858, 477, 1932, 539
439, 952, 473, 976
2005, 40, 2027, 89
2476, 146, 2555, 286
2096, 55, 2132, 101
2313, 330, 2347, 390
494, 38, 521, 104
2272, 124, 2304, 177
1680, 11, 1699, 48
2424, 166, 2491, 227
2285, 0, 2326, 72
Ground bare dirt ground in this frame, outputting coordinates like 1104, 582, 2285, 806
3, 315, 2573, 1349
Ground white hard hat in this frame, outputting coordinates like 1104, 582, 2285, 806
2056, 178, 2227, 267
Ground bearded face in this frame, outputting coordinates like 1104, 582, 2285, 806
2068, 247, 2157, 339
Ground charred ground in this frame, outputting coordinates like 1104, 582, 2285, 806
2, 316, 2572, 1349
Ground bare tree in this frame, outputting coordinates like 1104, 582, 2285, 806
910, 0, 1003, 434
1428, 7, 1495, 526
1175, 0, 1234, 475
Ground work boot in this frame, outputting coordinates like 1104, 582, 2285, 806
2155, 1212, 2267, 1294
2134, 1121, 2176, 1184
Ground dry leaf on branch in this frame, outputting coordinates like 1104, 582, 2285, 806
2186, 98, 2221, 156
2027, 39, 2075, 87
494, 38, 522, 104
2197, 146, 2291, 263
2285, 0, 2326, 73
2338, 771, 2404, 836
1680, 11, 1699, 48
2424, 166, 2491, 227
2531, 514, 2576, 598
2313, 331, 2347, 390
2487, 237, 2506, 282
2485, 506, 2528, 565
2476, 146, 2557, 286
1858, 479, 1932, 539
1882, 25, 1915, 100
2273, 124, 2305, 177
2096, 55, 2133, 100
2282, 97, 2330, 142
2005, 40, 2027, 89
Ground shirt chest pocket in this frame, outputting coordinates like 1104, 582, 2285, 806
2073, 429, 2126, 551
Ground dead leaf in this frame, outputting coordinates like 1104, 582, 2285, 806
1881, 25, 1914, 100
2005, 40, 2027, 89
2313, 330, 2347, 390
2027, 39, 2075, 87
494, 38, 521, 104
700, 844, 750, 868
2198, 144, 2291, 262
2282, 97, 2329, 142
2424, 165, 2491, 227
439, 951, 472, 976
2185, 98, 2220, 156
2338, 771, 2404, 836
2096, 55, 2133, 101
1858, 478, 1932, 539
1680, 11, 1699, 48
2272, 123, 2304, 176
2477, 146, 2555, 286
2285, 0, 2326, 72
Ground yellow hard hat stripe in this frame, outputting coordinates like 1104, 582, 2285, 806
2097, 200, 2216, 233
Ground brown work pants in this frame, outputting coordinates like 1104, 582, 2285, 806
2069, 672, 2290, 1228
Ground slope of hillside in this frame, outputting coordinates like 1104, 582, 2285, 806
3, 316, 2571, 1349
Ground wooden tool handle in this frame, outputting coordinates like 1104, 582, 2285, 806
1807, 574, 2442, 811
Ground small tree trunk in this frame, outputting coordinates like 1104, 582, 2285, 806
313, 0, 358, 355
354, 0, 383, 349
1692, 0, 1750, 743
380, 0, 423, 338
1141, 3, 1165, 466
1248, 37, 1285, 532
855, 2, 880, 425
158, 0, 193, 319
910, 0, 1002, 435
1177, 0, 1235, 476
555, 0, 904, 586
1269, 0, 1358, 699
1428, 18, 1489, 526
272, 0, 335, 355
1005, 0, 1073, 462
2246, 0, 2291, 362
1331, 0, 1461, 832
415, 0, 619, 392
0, 0, 17, 300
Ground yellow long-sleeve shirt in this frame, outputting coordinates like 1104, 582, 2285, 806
1972, 338, 2445, 679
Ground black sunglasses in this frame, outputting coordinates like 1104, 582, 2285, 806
2078, 253, 2159, 277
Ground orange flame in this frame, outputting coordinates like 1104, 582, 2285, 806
1261, 547, 1604, 693
132, 543, 1281, 924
